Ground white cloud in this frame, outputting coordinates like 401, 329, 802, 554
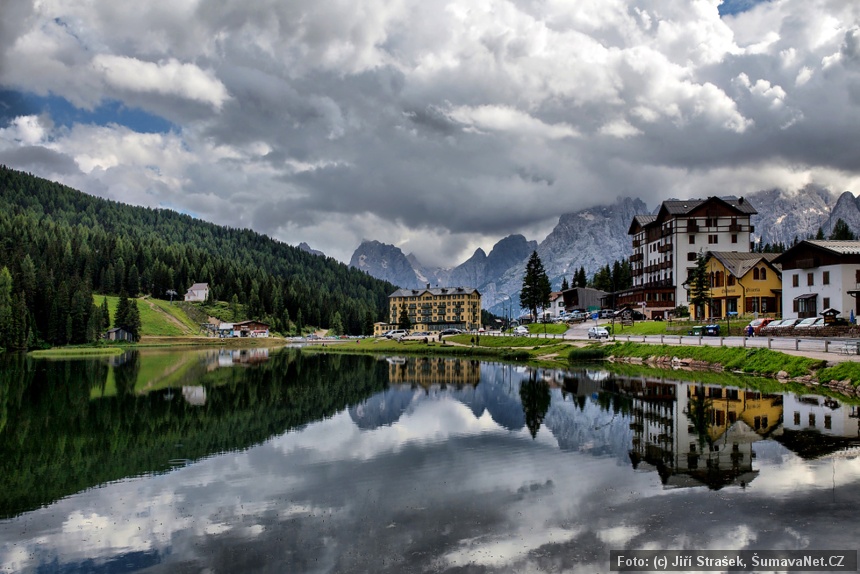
91, 55, 230, 109
2, 0, 860, 265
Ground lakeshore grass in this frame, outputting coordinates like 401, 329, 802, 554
816, 361, 860, 387
599, 341, 825, 378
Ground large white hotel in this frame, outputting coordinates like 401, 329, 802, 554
616, 196, 757, 319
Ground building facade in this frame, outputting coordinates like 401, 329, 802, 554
620, 196, 757, 319
773, 240, 860, 319
702, 252, 782, 319
543, 292, 567, 321
386, 285, 482, 332
184, 282, 210, 302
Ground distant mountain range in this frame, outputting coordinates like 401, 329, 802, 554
350, 186, 854, 314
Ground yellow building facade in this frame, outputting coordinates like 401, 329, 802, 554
384, 286, 482, 332
703, 252, 782, 318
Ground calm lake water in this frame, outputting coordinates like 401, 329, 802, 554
1, 347, 859, 573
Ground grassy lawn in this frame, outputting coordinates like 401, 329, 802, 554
95, 295, 196, 337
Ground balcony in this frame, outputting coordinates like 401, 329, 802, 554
630, 253, 643, 262
661, 227, 672, 237
686, 223, 699, 232
657, 243, 672, 253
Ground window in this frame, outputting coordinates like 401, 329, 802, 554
728, 275, 735, 286
825, 415, 832, 430
823, 297, 830, 308
753, 268, 759, 280
689, 235, 695, 244
760, 268, 766, 280
731, 234, 738, 244
792, 274, 799, 287
687, 252, 697, 261
809, 413, 816, 427
823, 271, 830, 285
807, 272, 814, 286
708, 234, 718, 244
793, 412, 800, 425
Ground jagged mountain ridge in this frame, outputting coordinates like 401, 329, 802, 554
350, 187, 853, 314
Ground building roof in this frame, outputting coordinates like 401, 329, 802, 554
773, 239, 860, 268
708, 251, 781, 278
804, 240, 860, 255
661, 196, 757, 216
630, 196, 757, 236
187, 282, 209, 291
389, 286, 480, 298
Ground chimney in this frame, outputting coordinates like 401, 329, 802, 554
738, 196, 744, 204
426, 283, 430, 289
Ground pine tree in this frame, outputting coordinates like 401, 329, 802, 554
575, 266, 587, 288
329, 311, 344, 336
830, 218, 856, 240
125, 299, 142, 341
398, 307, 412, 329
520, 251, 552, 322
0, 267, 12, 348
101, 297, 111, 330
561, 277, 569, 291
689, 254, 710, 320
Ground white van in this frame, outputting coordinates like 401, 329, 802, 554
514, 325, 529, 335
385, 329, 408, 339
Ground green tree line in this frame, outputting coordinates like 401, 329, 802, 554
0, 166, 396, 348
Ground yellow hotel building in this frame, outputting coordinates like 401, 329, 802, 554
703, 251, 782, 318
381, 285, 482, 334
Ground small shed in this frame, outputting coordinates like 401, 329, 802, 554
104, 327, 134, 342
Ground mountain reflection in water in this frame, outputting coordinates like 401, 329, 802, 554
1, 350, 859, 573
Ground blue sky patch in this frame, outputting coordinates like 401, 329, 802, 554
0, 89, 175, 133
719, 0, 770, 16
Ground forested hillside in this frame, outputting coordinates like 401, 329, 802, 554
0, 166, 396, 348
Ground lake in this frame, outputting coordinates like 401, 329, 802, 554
1, 347, 859, 573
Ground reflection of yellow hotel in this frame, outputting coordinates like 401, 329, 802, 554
388, 357, 481, 388
702, 252, 782, 319
383, 285, 482, 333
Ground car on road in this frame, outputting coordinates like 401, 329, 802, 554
439, 328, 463, 336
514, 325, 529, 335
745, 317, 773, 336
588, 326, 609, 339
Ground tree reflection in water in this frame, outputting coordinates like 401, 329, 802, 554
520, 370, 551, 438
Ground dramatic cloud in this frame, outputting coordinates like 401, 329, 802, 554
1, 0, 860, 265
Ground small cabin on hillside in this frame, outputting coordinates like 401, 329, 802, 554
104, 327, 134, 342
184, 282, 210, 302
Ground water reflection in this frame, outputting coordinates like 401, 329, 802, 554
1, 352, 859, 573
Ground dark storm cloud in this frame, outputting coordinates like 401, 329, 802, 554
2, 0, 860, 264
0, 145, 81, 175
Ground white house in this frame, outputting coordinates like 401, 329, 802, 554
542, 292, 567, 320
773, 240, 860, 320
184, 282, 210, 302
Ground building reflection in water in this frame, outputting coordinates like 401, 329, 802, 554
214, 348, 270, 368
387, 356, 481, 389
611, 377, 783, 489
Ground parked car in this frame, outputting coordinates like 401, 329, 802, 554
588, 326, 609, 339
385, 329, 408, 339
795, 318, 824, 329
774, 318, 800, 330
760, 319, 787, 334
514, 325, 529, 335
746, 318, 773, 336
439, 328, 463, 336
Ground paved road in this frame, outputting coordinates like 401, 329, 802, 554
484, 321, 860, 365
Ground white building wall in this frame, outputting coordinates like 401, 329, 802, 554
782, 264, 859, 319
783, 395, 860, 436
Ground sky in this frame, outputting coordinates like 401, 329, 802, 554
1, 0, 860, 267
